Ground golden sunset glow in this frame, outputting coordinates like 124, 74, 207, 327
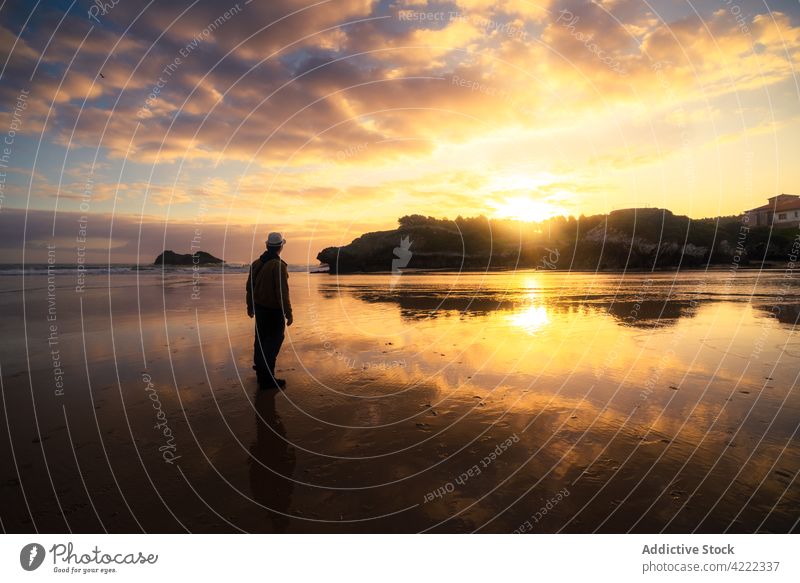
3, 0, 800, 545
490, 196, 568, 223
0, 1, 798, 265
508, 304, 551, 333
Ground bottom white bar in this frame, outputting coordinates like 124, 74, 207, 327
1, 534, 796, 582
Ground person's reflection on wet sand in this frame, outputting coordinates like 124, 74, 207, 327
249, 389, 296, 532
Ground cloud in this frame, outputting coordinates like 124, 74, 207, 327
4, 1, 798, 165
0, 0, 799, 251
0, 207, 333, 265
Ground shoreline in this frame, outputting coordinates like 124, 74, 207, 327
1, 263, 790, 276
316, 264, 789, 275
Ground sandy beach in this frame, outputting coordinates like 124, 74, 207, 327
0, 269, 798, 533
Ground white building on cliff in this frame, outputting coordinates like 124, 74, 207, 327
743, 194, 800, 227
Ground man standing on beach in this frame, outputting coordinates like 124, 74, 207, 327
247, 232, 293, 388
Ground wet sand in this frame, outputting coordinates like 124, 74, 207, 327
0, 270, 798, 532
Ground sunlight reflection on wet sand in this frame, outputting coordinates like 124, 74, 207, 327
1, 270, 797, 532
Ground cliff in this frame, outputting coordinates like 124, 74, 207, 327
316, 209, 796, 273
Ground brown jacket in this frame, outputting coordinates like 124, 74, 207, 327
246, 256, 292, 317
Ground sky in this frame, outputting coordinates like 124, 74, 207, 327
0, 0, 798, 264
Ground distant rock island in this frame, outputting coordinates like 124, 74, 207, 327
154, 250, 223, 266
317, 208, 798, 273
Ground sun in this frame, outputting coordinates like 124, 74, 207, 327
508, 305, 550, 334
490, 196, 566, 223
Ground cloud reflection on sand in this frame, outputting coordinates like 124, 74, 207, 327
0, 269, 797, 532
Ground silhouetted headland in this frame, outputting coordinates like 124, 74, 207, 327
154, 250, 223, 266
317, 208, 799, 273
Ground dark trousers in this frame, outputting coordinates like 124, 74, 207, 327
254, 305, 285, 376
